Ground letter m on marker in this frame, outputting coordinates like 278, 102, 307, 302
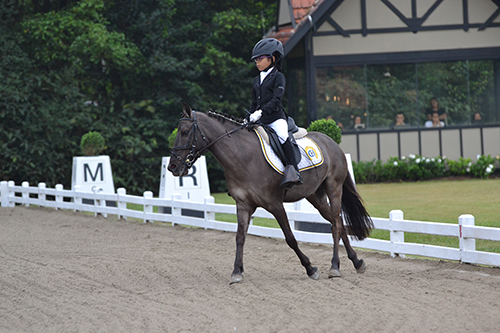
84, 163, 104, 182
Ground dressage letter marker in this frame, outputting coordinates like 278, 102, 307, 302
159, 156, 210, 217
72, 155, 116, 207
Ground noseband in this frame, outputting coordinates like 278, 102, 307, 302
170, 110, 246, 170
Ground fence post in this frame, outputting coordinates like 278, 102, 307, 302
117, 188, 127, 220
8, 181, 15, 207
1, 181, 8, 207
55, 184, 63, 210
459, 214, 476, 263
143, 191, 153, 223
21, 182, 29, 207
92, 186, 106, 218
204, 196, 215, 230
390, 210, 405, 258
171, 193, 181, 226
38, 183, 46, 207
73, 185, 82, 212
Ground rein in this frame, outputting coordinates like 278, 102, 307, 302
170, 110, 247, 169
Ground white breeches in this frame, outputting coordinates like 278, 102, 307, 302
268, 118, 288, 144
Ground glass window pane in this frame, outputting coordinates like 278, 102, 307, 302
469, 60, 495, 125
316, 66, 366, 130
418, 61, 467, 126
366, 64, 416, 128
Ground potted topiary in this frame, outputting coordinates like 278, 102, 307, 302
80, 131, 106, 156
72, 131, 115, 211
307, 118, 342, 144
308, 118, 355, 182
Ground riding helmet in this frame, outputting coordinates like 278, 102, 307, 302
251, 38, 284, 60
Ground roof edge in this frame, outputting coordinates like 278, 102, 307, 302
268, 0, 340, 56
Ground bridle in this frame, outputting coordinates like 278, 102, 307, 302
170, 110, 247, 170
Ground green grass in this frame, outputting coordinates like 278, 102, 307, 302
357, 178, 500, 252
357, 178, 500, 226
213, 179, 500, 253
127, 179, 500, 252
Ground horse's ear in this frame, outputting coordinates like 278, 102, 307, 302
182, 102, 192, 118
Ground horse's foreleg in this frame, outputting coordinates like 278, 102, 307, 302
273, 207, 319, 280
230, 206, 254, 284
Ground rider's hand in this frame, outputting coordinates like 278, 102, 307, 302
250, 110, 262, 123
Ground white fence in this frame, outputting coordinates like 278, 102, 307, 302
2, 180, 500, 267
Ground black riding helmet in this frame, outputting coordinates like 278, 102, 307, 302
250, 38, 284, 61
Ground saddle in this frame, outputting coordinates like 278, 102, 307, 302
254, 117, 307, 166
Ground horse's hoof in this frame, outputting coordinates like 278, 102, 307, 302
229, 273, 243, 284
308, 267, 320, 280
328, 268, 342, 278
356, 260, 366, 274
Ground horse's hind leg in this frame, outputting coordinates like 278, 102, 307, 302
271, 204, 319, 280
308, 191, 367, 276
339, 223, 366, 273
306, 190, 342, 278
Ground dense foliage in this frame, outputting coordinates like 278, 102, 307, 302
0, 0, 276, 195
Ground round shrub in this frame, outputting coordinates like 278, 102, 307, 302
168, 128, 178, 148
307, 119, 342, 144
80, 131, 105, 156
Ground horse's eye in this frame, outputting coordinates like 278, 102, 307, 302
182, 130, 189, 135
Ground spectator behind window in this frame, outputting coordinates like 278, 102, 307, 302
472, 112, 483, 125
425, 97, 447, 123
393, 112, 407, 129
353, 115, 365, 129
425, 112, 445, 128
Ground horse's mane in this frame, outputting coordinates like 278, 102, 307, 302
207, 110, 245, 126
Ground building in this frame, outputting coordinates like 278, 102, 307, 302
269, 0, 500, 161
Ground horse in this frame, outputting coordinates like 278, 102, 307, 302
168, 103, 374, 283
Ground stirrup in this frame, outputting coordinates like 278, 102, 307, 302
280, 165, 303, 189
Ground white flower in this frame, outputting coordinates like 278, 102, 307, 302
438, 158, 442, 163
426, 158, 430, 163
402, 156, 406, 160
409, 154, 416, 159
431, 158, 435, 162
468, 162, 472, 167
416, 158, 421, 163
477, 154, 482, 160
486, 167, 492, 173
488, 164, 494, 169
466, 167, 470, 173
393, 161, 398, 166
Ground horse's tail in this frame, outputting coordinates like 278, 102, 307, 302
341, 174, 374, 240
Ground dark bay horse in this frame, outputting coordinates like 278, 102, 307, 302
168, 103, 373, 283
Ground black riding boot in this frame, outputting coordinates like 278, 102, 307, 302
280, 138, 303, 189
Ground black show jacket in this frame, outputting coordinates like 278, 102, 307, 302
249, 68, 286, 124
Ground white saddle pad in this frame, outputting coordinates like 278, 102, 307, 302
254, 129, 324, 175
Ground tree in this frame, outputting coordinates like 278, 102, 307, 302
1, 0, 278, 194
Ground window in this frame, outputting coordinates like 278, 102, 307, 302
315, 60, 497, 129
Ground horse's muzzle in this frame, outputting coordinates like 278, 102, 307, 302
167, 161, 188, 177
167, 161, 180, 176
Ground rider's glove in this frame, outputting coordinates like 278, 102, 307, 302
250, 110, 262, 123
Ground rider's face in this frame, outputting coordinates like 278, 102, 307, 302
255, 56, 273, 71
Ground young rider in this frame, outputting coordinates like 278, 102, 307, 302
247, 38, 302, 188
